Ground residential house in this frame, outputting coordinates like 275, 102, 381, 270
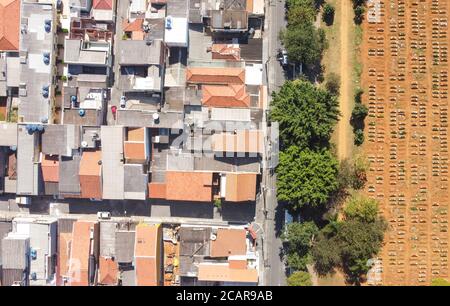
67, 220, 99, 286
18, 1, 57, 123
11, 217, 57, 285
134, 223, 163, 286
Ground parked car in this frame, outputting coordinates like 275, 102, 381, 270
278, 49, 288, 66
97, 211, 111, 220
120, 95, 126, 108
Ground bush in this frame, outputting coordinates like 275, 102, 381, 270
287, 271, 313, 286
322, 3, 335, 25
431, 278, 450, 286
338, 155, 368, 191
351, 103, 368, 121
354, 129, 364, 146
344, 194, 379, 223
354, 5, 365, 24
325, 72, 340, 96
213, 198, 222, 210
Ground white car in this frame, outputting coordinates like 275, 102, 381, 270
97, 211, 111, 220
120, 95, 126, 108
280, 50, 288, 66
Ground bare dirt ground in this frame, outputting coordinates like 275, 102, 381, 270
336, 0, 354, 161
362, 0, 450, 285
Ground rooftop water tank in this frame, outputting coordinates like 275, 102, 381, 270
78, 109, 85, 117
165, 16, 172, 29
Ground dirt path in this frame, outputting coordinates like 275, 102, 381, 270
336, 0, 353, 160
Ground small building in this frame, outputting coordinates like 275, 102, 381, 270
164, 16, 188, 48
67, 220, 99, 286
91, 0, 115, 21
0, 0, 20, 52
18, 1, 57, 123
1, 233, 30, 286
186, 67, 245, 85
202, 84, 250, 108
12, 216, 58, 285
165, 171, 215, 202
134, 223, 163, 286
79, 150, 102, 199
101, 126, 125, 200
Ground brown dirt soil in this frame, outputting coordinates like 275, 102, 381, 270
361, 0, 450, 285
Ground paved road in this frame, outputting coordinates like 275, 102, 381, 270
260, 0, 287, 286
267, 0, 288, 93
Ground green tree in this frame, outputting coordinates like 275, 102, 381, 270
270, 80, 340, 150
354, 5, 365, 24
311, 231, 341, 276
431, 278, 450, 286
322, 3, 335, 25
287, 0, 317, 23
287, 271, 313, 286
337, 219, 387, 284
325, 72, 340, 96
344, 194, 379, 223
351, 103, 369, 121
354, 128, 364, 146
277, 146, 339, 211
281, 20, 327, 66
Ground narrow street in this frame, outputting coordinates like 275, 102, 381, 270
260, 0, 287, 286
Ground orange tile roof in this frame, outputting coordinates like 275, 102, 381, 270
148, 182, 167, 199
211, 130, 263, 154
202, 84, 250, 108
198, 263, 258, 283
211, 44, 241, 61
124, 142, 146, 161
41, 155, 59, 183
225, 173, 257, 202
123, 18, 144, 32
210, 228, 247, 257
98, 257, 118, 285
93, 0, 113, 10
228, 258, 248, 269
79, 150, 102, 199
186, 67, 245, 85
165, 171, 213, 202
0, 0, 20, 51
135, 224, 161, 286
68, 221, 98, 286
127, 127, 146, 141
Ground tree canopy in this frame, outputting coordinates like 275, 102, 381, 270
282, 21, 327, 66
270, 80, 340, 150
277, 146, 339, 211
287, 271, 313, 286
344, 193, 379, 223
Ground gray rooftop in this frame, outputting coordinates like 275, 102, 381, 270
64, 39, 109, 66
211, 10, 248, 31
101, 126, 125, 200
0, 123, 17, 147
18, 1, 56, 123
117, 110, 184, 129
63, 109, 103, 126
124, 164, 148, 200
118, 40, 163, 66
16, 125, 41, 195
41, 124, 81, 157
2, 234, 29, 270
115, 231, 135, 263
59, 155, 81, 195
167, 0, 189, 17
